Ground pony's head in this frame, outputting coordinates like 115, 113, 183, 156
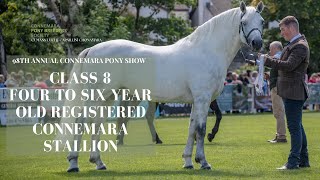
239, 1, 264, 51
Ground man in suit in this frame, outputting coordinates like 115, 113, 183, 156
267, 41, 287, 143
261, 16, 310, 170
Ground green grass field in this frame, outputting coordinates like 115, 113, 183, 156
1, 112, 320, 179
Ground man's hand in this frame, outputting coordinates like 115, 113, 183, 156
245, 59, 256, 65
246, 59, 260, 66
258, 53, 269, 63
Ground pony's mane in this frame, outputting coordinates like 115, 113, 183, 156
176, 6, 256, 46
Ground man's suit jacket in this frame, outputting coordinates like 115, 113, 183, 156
265, 35, 309, 101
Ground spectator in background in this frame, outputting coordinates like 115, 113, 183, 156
307, 73, 320, 111
308, 73, 318, 83
15, 74, 24, 87
231, 72, 243, 114
42, 71, 53, 87
18, 70, 26, 86
267, 41, 287, 143
263, 72, 270, 96
231, 72, 243, 85
251, 71, 258, 83
225, 71, 233, 84
317, 73, 320, 83
246, 70, 253, 83
24, 73, 35, 87
224, 71, 234, 114
308, 73, 320, 83
246, 69, 252, 77
0, 75, 5, 87
5, 72, 18, 87
0, 74, 7, 127
34, 78, 48, 89
239, 71, 250, 86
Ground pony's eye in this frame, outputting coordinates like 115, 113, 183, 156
242, 21, 247, 25
261, 20, 264, 25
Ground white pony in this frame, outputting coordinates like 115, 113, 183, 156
59, 1, 264, 172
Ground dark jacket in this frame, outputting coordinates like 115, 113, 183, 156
269, 51, 281, 90
264, 35, 309, 101
269, 68, 277, 90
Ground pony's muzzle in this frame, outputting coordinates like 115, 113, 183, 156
251, 38, 262, 51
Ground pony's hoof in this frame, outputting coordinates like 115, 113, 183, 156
96, 164, 107, 170
207, 133, 215, 142
183, 165, 194, 169
156, 139, 163, 144
195, 157, 201, 164
67, 167, 79, 172
200, 164, 212, 170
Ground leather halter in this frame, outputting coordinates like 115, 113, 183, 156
239, 11, 263, 46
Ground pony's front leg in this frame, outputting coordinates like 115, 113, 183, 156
194, 97, 211, 170
89, 118, 107, 170
182, 106, 196, 169
66, 116, 85, 172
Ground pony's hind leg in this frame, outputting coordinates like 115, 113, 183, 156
66, 116, 85, 172
88, 99, 113, 170
89, 116, 107, 170
146, 102, 162, 144
207, 100, 222, 142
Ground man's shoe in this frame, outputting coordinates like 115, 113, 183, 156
299, 163, 310, 168
277, 163, 299, 170
267, 136, 277, 142
269, 138, 287, 143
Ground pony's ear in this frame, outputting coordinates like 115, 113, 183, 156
240, 1, 246, 14
256, 1, 264, 13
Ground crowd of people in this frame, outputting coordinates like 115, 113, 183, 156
224, 69, 320, 95
224, 70, 271, 96
2, 70, 66, 88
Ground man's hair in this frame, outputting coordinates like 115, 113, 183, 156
279, 16, 299, 31
270, 41, 283, 50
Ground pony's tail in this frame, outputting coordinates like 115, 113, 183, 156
54, 48, 90, 146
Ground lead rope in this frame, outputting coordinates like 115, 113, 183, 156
254, 55, 265, 95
